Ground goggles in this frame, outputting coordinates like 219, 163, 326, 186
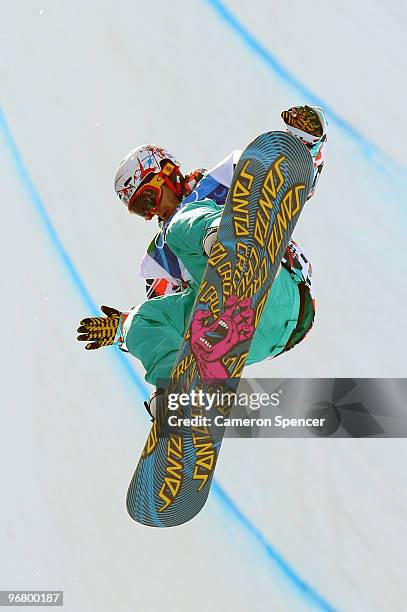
128, 161, 178, 220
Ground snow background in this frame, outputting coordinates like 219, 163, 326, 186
1, 1, 406, 610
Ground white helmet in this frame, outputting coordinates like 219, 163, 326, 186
114, 144, 181, 209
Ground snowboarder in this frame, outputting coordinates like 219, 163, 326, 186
77, 105, 327, 417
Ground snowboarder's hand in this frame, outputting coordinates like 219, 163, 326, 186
281, 105, 324, 139
77, 305, 127, 350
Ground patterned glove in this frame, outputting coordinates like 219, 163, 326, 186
281, 105, 325, 140
77, 305, 127, 350
183, 168, 206, 196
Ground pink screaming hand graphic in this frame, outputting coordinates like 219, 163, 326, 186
190, 295, 255, 381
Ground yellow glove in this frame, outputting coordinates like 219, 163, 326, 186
281, 105, 324, 139
77, 305, 126, 350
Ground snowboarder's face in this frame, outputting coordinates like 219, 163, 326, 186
156, 183, 180, 222
128, 182, 179, 221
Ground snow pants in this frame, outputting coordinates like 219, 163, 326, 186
123, 199, 303, 386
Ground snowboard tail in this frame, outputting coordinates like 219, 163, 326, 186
127, 132, 314, 527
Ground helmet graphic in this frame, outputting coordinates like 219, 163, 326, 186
114, 145, 182, 218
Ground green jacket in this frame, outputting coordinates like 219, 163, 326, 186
123, 199, 302, 385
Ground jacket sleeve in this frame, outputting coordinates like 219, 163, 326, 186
122, 287, 196, 386
165, 199, 222, 283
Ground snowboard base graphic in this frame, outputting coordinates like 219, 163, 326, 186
127, 131, 314, 527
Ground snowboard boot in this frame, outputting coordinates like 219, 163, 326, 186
144, 388, 165, 421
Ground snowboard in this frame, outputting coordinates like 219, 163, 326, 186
126, 131, 314, 527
